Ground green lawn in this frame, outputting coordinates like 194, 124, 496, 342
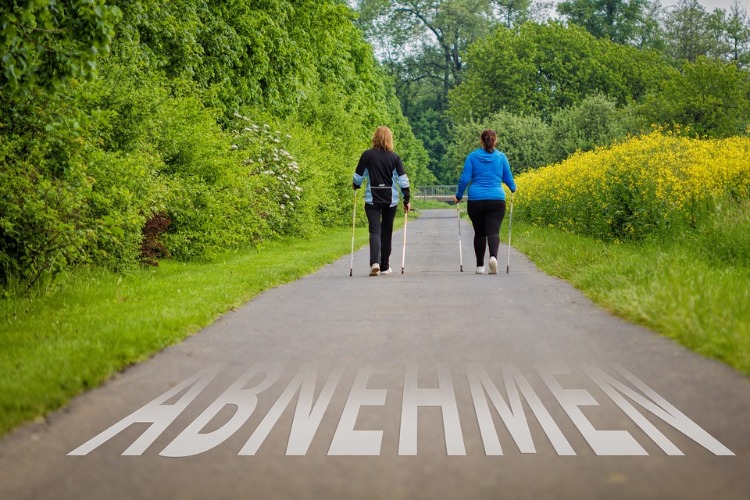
0, 226, 373, 436
507, 221, 750, 376
2, 206, 748, 438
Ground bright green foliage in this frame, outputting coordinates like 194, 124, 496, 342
0, 0, 429, 293
513, 221, 750, 375
0, 74, 158, 289
556, 0, 653, 45
548, 94, 627, 163
0, 0, 122, 93
635, 57, 750, 138
0, 226, 372, 436
449, 22, 669, 123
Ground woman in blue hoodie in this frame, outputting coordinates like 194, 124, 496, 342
454, 129, 516, 274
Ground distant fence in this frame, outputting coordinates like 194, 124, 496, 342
415, 185, 457, 202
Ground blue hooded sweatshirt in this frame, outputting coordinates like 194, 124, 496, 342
455, 148, 516, 201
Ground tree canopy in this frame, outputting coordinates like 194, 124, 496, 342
449, 22, 669, 123
1, 0, 432, 291
1, 0, 121, 93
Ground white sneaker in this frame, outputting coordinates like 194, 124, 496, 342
476, 266, 485, 274
370, 263, 380, 276
488, 257, 498, 274
380, 267, 393, 275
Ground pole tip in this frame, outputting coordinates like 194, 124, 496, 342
349, 269, 353, 277
506, 265, 509, 274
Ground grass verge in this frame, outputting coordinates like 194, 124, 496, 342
0, 225, 375, 436
509, 221, 750, 376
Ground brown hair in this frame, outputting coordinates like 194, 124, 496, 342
480, 129, 497, 153
372, 126, 394, 152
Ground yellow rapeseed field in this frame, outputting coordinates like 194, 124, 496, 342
514, 131, 750, 240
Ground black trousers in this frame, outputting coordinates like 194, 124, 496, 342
365, 203, 398, 269
467, 199, 506, 266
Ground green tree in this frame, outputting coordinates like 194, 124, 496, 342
0, 0, 121, 94
413, 109, 452, 182
722, 0, 750, 67
663, 0, 716, 62
449, 22, 668, 123
548, 94, 626, 163
556, 0, 654, 46
636, 57, 750, 138
493, 0, 533, 28
356, 0, 497, 102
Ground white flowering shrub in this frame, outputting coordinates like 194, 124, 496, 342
230, 113, 304, 237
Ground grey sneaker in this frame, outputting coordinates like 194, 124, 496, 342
476, 266, 485, 274
370, 263, 380, 276
488, 256, 498, 274
380, 267, 393, 275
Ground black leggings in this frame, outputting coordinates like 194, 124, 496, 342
365, 203, 398, 269
467, 199, 506, 266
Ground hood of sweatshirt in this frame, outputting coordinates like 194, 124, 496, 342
472, 149, 500, 163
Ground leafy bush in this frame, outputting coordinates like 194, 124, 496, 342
515, 132, 750, 242
548, 94, 627, 163
0, 0, 121, 93
445, 111, 552, 180
0, 138, 94, 290
0, 83, 156, 288
634, 57, 750, 139
230, 114, 306, 238
0, 0, 428, 295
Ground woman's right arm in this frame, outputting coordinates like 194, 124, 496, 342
353, 151, 367, 189
501, 154, 516, 193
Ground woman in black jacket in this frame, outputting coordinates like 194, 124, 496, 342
352, 126, 411, 276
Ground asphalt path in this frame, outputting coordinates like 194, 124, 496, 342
1, 209, 749, 499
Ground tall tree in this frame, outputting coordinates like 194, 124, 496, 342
556, 0, 654, 45
723, 0, 750, 67
449, 22, 669, 123
637, 56, 750, 138
355, 0, 511, 181
493, 0, 532, 28
356, 0, 497, 105
663, 0, 716, 62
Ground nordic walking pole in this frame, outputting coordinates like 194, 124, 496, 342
401, 206, 408, 274
349, 190, 357, 277
456, 202, 464, 272
506, 192, 514, 274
